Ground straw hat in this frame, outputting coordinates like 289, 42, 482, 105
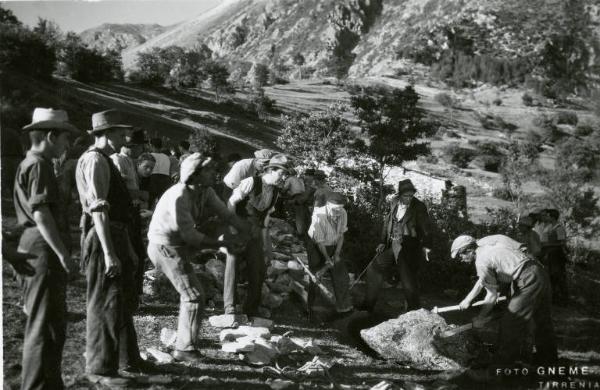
22, 108, 79, 133
89, 109, 132, 133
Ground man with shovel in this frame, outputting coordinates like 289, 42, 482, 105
450, 234, 557, 366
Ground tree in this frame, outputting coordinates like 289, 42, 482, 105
292, 52, 305, 79
204, 60, 230, 101
246, 62, 269, 90
350, 85, 435, 213
188, 126, 218, 156
276, 103, 352, 167
499, 141, 540, 214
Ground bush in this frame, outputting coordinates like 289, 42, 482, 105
555, 137, 597, 178
443, 145, 477, 168
492, 187, 513, 200
522, 93, 534, 106
248, 89, 276, 120
477, 113, 518, 132
188, 127, 218, 156
492, 98, 502, 106
434, 92, 456, 108
555, 110, 579, 126
474, 155, 503, 172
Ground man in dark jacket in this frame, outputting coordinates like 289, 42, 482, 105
359, 179, 433, 311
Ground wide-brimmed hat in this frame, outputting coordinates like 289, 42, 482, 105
126, 128, 147, 146
264, 154, 291, 172
22, 108, 79, 133
180, 153, 215, 183
450, 235, 476, 259
397, 179, 417, 195
90, 109, 132, 133
254, 149, 277, 161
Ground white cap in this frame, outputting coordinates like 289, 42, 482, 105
179, 153, 214, 183
450, 235, 476, 259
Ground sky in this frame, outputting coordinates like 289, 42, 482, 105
3, 0, 222, 33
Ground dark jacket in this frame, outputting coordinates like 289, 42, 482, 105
381, 196, 433, 249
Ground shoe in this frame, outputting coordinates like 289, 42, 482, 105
120, 359, 158, 375
173, 349, 204, 363
86, 373, 132, 387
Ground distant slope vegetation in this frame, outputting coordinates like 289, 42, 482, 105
118, 0, 599, 83
80, 23, 169, 52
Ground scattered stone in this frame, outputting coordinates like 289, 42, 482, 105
360, 309, 479, 370
136, 375, 173, 385
219, 326, 271, 342
195, 376, 220, 385
287, 260, 303, 272
244, 338, 278, 365
265, 293, 284, 309
297, 356, 337, 376
250, 317, 273, 329
160, 328, 177, 348
208, 314, 248, 328
273, 252, 292, 261
370, 380, 394, 390
269, 260, 289, 276
258, 306, 272, 318
269, 273, 292, 293
146, 347, 174, 364
222, 336, 256, 353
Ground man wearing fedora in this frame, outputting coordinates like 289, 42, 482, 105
147, 153, 249, 362
14, 108, 80, 390
359, 179, 433, 312
226, 153, 290, 317
75, 109, 146, 386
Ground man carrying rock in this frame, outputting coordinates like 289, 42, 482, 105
147, 153, 248, 363
76, 110, 146, 387
222, 148, 277, 200
450, 234, 557, 366
359, 179, 433, 312
226, 154, 291, 317
307, 192, 353, 319
14, 108, 79, 390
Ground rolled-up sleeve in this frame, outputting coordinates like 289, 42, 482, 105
78, 152, 111, 212
230, 176, 254, 204
27, 162, 56, 211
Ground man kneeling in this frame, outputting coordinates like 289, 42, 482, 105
147, 153, 248, 362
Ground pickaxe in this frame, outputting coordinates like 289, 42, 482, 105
431, 296, 507, 314
295, 256, 336, 306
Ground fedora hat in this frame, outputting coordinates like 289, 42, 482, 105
22, 108, 79, 133
90, 109, 132, 133
397, 179, 417, 195
264, 154, 291, 172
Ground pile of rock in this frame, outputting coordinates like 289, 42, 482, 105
208, 314, 324, 366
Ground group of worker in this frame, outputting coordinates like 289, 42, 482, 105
7, 106, 568, 389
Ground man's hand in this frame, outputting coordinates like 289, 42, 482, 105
332, 253, 341, 264
458, 299, 471, 311
472, 315, 491, 329
376, 243, 386, 254
104, 253, 122, 278
423, 247, 431, 262
5, 251, 36, 276
315, 261, 333, 279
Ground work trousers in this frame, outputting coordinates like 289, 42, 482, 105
307, 242, 353, 312
495, 262, 557, 365
19, 228, 67, 390
365, 238, 422, 310
82, 226, 141, 375
223, 226, 265, 316
147, 243, 205, 351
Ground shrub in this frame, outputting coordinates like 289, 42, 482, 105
574, 123, 595, 137
555, 137, 597, 178
188, 126, 218, 156
492, 187, 512, 200
492, 98, 503, 106
555, 110, 579, 126
474, 155, 503, 172
434, 92, 456, 108
248, 89, 276, 120
477, 113, 518, 132
522, 93, 534, 106
443, 145, 477, 168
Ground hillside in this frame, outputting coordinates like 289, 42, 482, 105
120, 0, 600, 81
80, 23, 169, 53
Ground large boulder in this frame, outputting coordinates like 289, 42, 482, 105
360, 309, 479, 370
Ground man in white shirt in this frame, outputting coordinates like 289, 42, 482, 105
451, 234, 557, 366
221, 149, 277, 199
307, 192, 353, 319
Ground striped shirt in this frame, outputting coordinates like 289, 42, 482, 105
475, 235, 531, 292
308, 206, 348, 246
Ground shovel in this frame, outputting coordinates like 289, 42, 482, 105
295, 257, 336, 306
431, 296, 507, 314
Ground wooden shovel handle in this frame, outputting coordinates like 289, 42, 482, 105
432, 296, 507, 314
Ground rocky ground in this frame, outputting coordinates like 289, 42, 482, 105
3, 214, 600, 390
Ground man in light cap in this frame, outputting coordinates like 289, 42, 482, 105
226, 153, 290, 317
359, 179, 433, 312
450, 234, 557, 367
147, 153, 249, 363
307, 192, 353, 319
15, 108, 80, 390
221, 148, 277, 199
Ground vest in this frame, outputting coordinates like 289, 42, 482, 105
236, 175, 279, 227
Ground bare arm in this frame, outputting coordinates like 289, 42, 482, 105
459, 279, 484, 309
91, 211, 121, 277
334, 234, 344, 262
475, 288, 498, 320
33, 206, 70, 272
